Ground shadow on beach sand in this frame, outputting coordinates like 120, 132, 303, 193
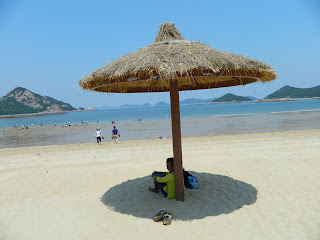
101, 172, 257, 221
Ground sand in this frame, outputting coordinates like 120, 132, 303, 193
1, 109, 320, 149
0, 129, 319, 239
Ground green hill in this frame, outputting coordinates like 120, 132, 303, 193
0, 87, 76, 115
212, 93, 252, 103
265, 85, 320, 99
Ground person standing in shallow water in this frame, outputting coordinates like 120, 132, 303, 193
95, 127, 103, 145
111, 126, 120, 143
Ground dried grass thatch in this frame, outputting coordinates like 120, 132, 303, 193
79, 22, 277, 93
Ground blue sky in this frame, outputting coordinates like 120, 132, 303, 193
1, 0, 319, 108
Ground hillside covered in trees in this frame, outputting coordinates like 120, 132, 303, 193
212, 93, 252, 102
0, 87, 76, 115
265, 85, 320, 99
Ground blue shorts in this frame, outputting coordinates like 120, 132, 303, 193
154, 173, 168, 197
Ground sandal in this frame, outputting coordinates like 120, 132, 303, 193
153, 208, 167, 222
163, 212, 172, 225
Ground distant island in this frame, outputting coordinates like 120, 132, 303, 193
180, 98, 214, 105
119, 103, 153, 109
265, 85, 320, 99
2, 85, 319, 115
212, 93, 252, 103
0, 87, 94, 117
155, 101, 170, 107
110, 85, 319, 108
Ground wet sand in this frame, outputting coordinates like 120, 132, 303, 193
1, 110, 320, 149
0, 129, 319, 239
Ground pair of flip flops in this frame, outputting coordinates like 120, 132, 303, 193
153, 208, 172, 225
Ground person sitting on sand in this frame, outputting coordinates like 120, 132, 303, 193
149, 157, 177, 199
112, 126, 120, 143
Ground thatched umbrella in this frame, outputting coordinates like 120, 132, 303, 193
79, 22, 277, 201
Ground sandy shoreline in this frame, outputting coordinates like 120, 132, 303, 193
1, 109, 320, 149
1, 129, 319, 239
0, 109, 95, 119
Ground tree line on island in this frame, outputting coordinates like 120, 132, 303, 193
0, 87, 87, 116
0, 85, 319, 115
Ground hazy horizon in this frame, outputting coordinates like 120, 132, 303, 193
2, 84, 319, 109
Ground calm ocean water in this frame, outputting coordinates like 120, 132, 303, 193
1, 99, 320, 128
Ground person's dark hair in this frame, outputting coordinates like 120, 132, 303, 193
113, 126, 116, 129
166, 157, 174, 165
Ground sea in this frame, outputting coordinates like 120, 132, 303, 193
0, 99, 320, 128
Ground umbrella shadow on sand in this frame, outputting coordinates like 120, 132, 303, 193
101, 172, 257, 221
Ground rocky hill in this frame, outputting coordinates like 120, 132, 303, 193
212, 93, 252, 102
0, 87, 76, 115
265, 85, 320, 99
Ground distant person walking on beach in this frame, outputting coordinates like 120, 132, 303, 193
112, 126, 120, 143
95, 127, 104, 145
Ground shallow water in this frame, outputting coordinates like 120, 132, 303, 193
1, 99, 320, 128
1, 109, 319, 149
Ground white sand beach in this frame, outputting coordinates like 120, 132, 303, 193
0, 129, 319, 239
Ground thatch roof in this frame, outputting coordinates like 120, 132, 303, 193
79, 22, 277, 93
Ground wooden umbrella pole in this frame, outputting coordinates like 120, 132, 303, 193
169, 79, 184, 202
